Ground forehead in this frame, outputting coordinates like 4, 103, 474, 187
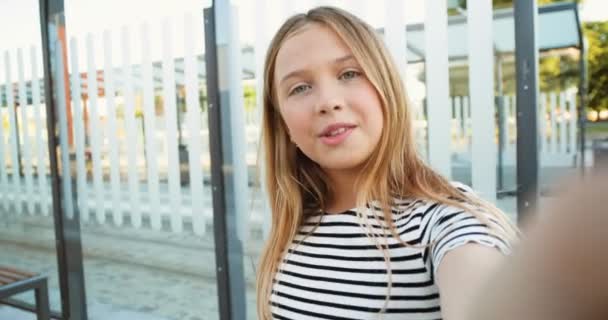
274, 23, 354, 81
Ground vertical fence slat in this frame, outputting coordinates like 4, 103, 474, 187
469, 0, 496, 201
228, 6, 251, 241
511, 95, 517, 150
549, 92, 557, 154
325, 0, 345, 9
17, 49, 35, 214
255, 0, 272, 239
466, 96, 472, 133
103, 30, 123, 226
448, 96, 458, 145
463, 95, 471, 153
539, 93, 548, 154
350, 0, 370, 21
384, 0, 407, 80
415, 100, 427, 160
504, 95, 512, 154
4, 51, 22, 215
569, 92, 577, 154
0, 65, 8, 213
86, 34, 106, 223
141, 23, 161, 230
69, 38, 89, 221
452, 96, 463, 143
121, 26, 142, 228
31, 46, 49, 216
55, 42, 75, 219
162, 19, 183, 233
184, 14, 205, 236
559, 92, 567, 154
2, 60, 12, 211
424, 0, 452, 177
458, 96, 465, 141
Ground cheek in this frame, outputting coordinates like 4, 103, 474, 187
367, 109, 384, 144
355, 88, 384, 137
280, 105, 313, 141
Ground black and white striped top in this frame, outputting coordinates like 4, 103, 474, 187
270, 184, 511, 320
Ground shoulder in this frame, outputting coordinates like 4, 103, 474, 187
403, 181, 512, 275
389, 181, 475, 219
449, 181, 476, 197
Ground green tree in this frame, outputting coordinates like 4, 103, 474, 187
457, 0, 583, 9
585, 21, 608, 111
450, 0, 608, 113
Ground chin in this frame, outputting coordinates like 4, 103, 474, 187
300, 147, 372, 172
317, 157, 368, 172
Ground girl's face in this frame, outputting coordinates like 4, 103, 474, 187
274, 23, 384, 174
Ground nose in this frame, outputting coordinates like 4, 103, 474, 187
315, 82, 345, 115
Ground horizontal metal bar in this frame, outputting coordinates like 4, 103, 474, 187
0, 276, 47, 299
0, 298, 62, 320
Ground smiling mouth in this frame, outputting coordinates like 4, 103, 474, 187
319, 123, 357, 137
319, 126, 355, 146
324, 127, 349, 137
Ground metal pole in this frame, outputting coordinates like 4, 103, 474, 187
579, 38, 588, 176
204, 2, 248, 318
514, 0, 540, 224
39, 0, 88, 318
496, 55, 505, 192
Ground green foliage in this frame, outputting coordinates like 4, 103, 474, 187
243, 83, 257, 112
538, 53, 579, 93
449, 0, 608, 114
459, 0, 584, 10
537, 20, 608, 111
585, 21, 608, 111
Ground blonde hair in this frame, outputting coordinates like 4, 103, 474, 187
256, 6, 518, 319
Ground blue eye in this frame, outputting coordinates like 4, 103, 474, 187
289, 84, 310, 96
340, 70, 360, 80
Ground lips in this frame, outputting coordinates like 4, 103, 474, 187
319, 123, 357, 137
318, 123, 357, 146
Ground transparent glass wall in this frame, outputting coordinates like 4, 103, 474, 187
59, 0, 218, 318
442, 2, 585, 221
0, 0, 63, 318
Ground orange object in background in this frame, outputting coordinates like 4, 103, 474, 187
58, 24, 73, 147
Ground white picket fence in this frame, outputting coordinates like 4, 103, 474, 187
0, 15, 221, 236
448, 92, 578, 167
0, 48, 53, 218
0, 2, 580, 237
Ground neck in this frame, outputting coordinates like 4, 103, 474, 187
324, 168, 359, 214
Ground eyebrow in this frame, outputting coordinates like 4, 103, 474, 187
278, 54, 356, 87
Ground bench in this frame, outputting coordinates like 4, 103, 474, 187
0, 266, 50, 320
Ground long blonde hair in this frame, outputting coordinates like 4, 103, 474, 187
256, 6, 518, 319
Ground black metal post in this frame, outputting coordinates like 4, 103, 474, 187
496, 55, 505, 192
204, 3, 248, 319
579, 38, 588, 176
39, 0, 88, 319
514, 0, 540, 224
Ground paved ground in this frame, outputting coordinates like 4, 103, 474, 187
0, 189, 563, 320
0, 211, 260, 320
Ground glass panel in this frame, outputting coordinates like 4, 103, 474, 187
493, 1, 519, 221
0, 0, 63, 318
535, 4, 582, 216
229, 1, 429, 319
59, 0, 218, 318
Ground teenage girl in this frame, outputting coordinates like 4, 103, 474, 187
256, 6, 518, 320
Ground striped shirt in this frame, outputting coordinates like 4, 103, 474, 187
270, 184, 511, 320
